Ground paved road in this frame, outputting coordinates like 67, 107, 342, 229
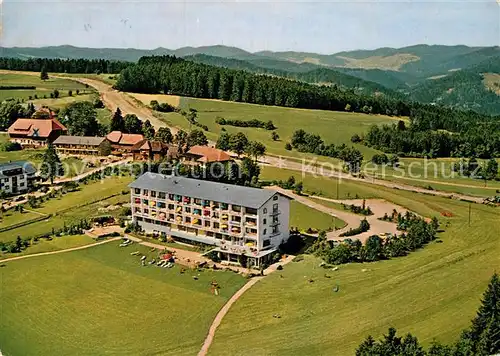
68, 77, 168, 130
270, 187, 401, 242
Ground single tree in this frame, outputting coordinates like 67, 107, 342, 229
53, 89, 59, 98
99, 140, 112, 156
155, 127, 173, 144
123, 114, 143, 134
187, 129, 208, 147
59, 101, 99, 136
216, 132, 231, 151
142, 120, 155, 140
40, 66, 49, 81
110, 108, 125, 132
41, 143, 64, 184
271, 131, 280, 141
174, 130, 188, 153
229, 132, 249, 157
246, 141, 266, 162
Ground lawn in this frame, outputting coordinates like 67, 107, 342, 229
208, 168, 500, 356
0, 176, 132, 244
0, 72, 92, 102
290, 200, 346, 231
1, 234, 95, 259
128, 93, 402, 158
0, 242, 247, 356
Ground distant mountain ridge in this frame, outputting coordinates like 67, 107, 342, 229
2, 44, 499, 114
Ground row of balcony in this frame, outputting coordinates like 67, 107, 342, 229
135, 211, 258, 238
132, 189, 258, 215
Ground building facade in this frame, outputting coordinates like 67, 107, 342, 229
106, 131, 144, 153
0, 161, 37, 195
53, 135, 108, 155
8, 118, 67, 148
129, 173, 291, 268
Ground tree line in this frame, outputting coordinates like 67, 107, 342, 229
361, 118, 500, 158
215, 117, 276, 130
114, 55, 414, 116
0, 57, 129, 74
356, 273, 500, 355
290, 129, 364, 172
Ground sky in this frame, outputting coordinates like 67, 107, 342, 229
1, 0, 499, 53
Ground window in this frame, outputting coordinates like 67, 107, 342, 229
263, 229, 267, 235
263, 208, 267, 214
263, 239, 271, 247
19, 182, 25, 187
273, 195, 278, 201
272, 226, 279, 234
151, 191, 156, 198
273, 216, 279, 223
168, 204, 174, 210
134, 188, 140, 194
158, 192, 166, 199
263, 218, 267, 225
273, 203, 278, 212
143, 189, 149, 195
185, 207, 191, 213
213, 222, 220, 229
185, 217, 191, 223
204, 220, 211, 227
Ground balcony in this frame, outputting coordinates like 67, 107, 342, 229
269, 209, 280, 216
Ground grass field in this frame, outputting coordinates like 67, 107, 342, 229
290, 200, 346, 231
0, 176, 132, 245
208, 167, 500, 356
128, 93, 402, 158
0, 242, 246, 356
131, 93, 499, 198
0, 72, 92, 102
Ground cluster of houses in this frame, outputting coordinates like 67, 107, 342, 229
1, 116, 234, 195
4, 114, 292, 268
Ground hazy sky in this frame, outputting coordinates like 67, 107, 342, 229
2, 0, 499, 53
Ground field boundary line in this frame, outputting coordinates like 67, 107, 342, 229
0, 237, 121, 263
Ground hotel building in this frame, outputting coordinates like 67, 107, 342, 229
129, 173, 291, 268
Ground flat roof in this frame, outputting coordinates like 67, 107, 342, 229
129, 172, 288, 209
53, 135, 106, 146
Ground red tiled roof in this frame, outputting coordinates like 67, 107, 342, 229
106, 131, 144, 146
187, 145, 232, 163
8, 118, 67, 138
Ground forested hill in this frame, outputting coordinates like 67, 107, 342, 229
409, 56, 500, 116
185, 54, 402, 97
2, 44, 499, 114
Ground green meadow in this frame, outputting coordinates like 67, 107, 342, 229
139, 93, 401, 158
0, 242, 246, 356
0, 72, 92, 102
208, 167, 500, 356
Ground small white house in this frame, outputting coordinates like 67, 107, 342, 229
0, 161, 37, 195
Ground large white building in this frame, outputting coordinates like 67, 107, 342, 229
0, 161, 37, 195
129, 173, 291, 268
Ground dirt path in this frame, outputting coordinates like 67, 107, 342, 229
68, 77, 168, 130
0, 237, 121, 263
270, 187, 401, 242
198, 255, 294, 356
